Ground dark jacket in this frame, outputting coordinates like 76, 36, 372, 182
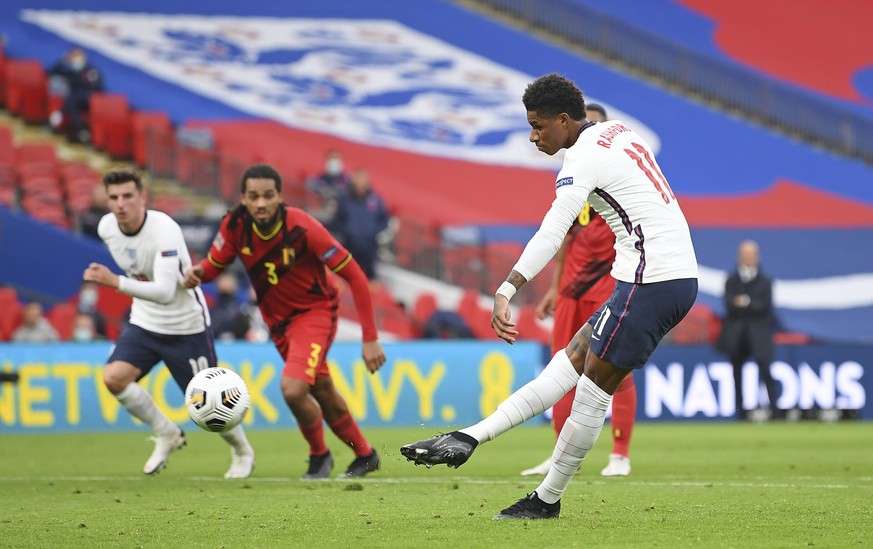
716, 269, 774, 359
331, 189, 389, 253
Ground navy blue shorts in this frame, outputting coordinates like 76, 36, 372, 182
108, 324, 217, 392
588, 278, 698, 369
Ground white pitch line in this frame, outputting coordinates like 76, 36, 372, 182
0, 476, 861, 489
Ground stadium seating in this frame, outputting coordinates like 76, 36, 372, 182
0, 287, 22, 341
131, 111, 173, 169
89, 92, 132, 158
4, 59, 48, 124
47, 302, 77, 340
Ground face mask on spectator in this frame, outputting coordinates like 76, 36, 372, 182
79, 287, 98, 309
325, 158, 343, 177
69, 56, 86, 71
73, 327, 94, 342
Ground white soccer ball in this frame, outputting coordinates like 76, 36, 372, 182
185, 368, 251, 433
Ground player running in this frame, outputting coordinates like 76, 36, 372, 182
402, 74, 698, 519
84, 167, 255, 478
184, 164, 386, 479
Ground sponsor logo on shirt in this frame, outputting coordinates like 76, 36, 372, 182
161, 250, 178, 257
556, 176, 574, 189
321, 246, 339, 261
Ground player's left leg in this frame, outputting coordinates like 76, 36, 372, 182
163, 330, 254, 479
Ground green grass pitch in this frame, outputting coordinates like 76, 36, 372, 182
1, 422, 871, 548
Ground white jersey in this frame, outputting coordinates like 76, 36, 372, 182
513, 120, 698, 284
98, 210, 210, 335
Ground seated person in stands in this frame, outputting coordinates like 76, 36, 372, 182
12, 302, 59, 343
75, 280, 108, 337
48, 48, 104, 144
305, 149, 351, 222
71, 312, 100, 342
78, 185, 110, 240
210, 273, 250, 341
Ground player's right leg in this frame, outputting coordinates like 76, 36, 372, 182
103, 326, 184, 475
401, 332, 585, 468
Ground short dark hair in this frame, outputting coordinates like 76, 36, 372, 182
240, 163, 282, 193
585, 103, 608, 120
522, 73, 586, 120
103, 166, 143, 191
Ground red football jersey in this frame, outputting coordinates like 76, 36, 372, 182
205, 207, 351, 330
559, 206, 616, 302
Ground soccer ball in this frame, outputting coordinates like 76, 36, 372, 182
185, 368, 251, 432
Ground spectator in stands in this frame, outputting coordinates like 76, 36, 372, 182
75, 280, 107, 337
71, 312, 100, 342
210, 272, 250, 341
48, 47, 104, 144
12, 302, 59, 343
716, 240, 780, 420
78, 185, 110, 240
243, 286, 269, 342
306, 149, 351, 223
307, 149, 351, 199
330, 168, 390, 283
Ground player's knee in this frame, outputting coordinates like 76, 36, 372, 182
103, 362, 137, 394
280, 376, 310, 404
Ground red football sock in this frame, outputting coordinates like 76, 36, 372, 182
610, 375, 637, 457
327, 412, 373, 457
552, 390, 575, 439
299, 415, 329, 456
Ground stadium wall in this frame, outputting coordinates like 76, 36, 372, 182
1, 341, 869, 433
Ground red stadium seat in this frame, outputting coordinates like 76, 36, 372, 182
411, 292, 438, 332
4, 59, 48, 123
16, 142, 57, 166
442, 245, 485, 292
47, 302, 77, 340
89, 93, 132, 159
515, 305, 551, 345
0, 299, 23, 341
131, 111, 172, 168
457, 290, 492, 339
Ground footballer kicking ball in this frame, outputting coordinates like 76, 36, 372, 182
185, 368, 251, 432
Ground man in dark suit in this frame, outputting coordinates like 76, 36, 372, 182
717, 240, 779, 420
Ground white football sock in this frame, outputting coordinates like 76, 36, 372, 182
460, 349, 579, 443
220, 425, 254, 455
536, 374, 612, 504
116, 382, 178, 437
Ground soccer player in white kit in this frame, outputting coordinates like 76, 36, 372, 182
402, 74, 699, 519
83, 167, 255, 478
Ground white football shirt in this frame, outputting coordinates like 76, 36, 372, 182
513, 120, 698, 284
98, 210, 210, 335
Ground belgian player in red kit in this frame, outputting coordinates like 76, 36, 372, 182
184, 164, 386, 479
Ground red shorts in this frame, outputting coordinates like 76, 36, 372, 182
271, 308, 337, 384
551, 295, 606, 355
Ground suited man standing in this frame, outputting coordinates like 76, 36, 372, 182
717, 240, 779, 420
